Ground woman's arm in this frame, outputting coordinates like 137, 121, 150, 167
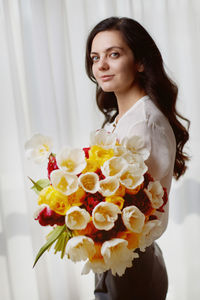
127, 120, 176, 240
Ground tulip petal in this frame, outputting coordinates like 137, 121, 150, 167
92, 202, 121, 231
50, 169, 78, 195
65, 206, 90, 230
122, 135, 150, 160
90, 129, 117, 148
120, 165, 144, 190
139, 220, 162, 252
113, 145, 127, 156
82, 258, 108, 274
122, 205, 145, 233
105, 195, 124, 210
144, 181, 164, 209
122, 152, 148, 175
99, 177, 119, 196
79, 172, 99, 193
101, 157, 128, 177
66, 236, 96, 262
25, 134, 52, 164
57, 147, 86, 174
101, 238, 139, 276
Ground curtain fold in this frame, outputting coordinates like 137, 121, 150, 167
0, 0, 199, 299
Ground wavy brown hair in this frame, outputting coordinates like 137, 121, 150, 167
85, 17, 190, 179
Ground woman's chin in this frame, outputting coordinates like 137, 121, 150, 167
102, 89, 114, 93
100, 85, 115, 93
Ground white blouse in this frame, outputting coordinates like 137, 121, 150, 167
105, 95, 176, 239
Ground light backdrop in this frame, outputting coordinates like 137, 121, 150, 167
0, 0, 200, 299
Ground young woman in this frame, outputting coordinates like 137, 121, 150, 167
85, 17, 190, 300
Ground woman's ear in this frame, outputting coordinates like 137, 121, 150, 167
137, 64, 144, 72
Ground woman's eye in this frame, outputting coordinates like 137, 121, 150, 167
110, 52, 119, 58
91, 56, 99, 62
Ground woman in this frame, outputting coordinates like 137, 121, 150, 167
85, 17, 190, 300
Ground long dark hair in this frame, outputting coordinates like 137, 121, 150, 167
85, 17, 190, 179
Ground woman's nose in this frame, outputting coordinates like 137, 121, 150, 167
98, 57, 109, 70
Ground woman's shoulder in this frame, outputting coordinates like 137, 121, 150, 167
103, 96, 175, 144
142, 98, 169, 127
120, 96, 169, 130
132, 99, 175, 138
118, 97, 175, 145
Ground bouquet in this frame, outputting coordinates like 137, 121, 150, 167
25, 129, 167, 276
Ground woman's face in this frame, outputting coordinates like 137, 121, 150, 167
90, 30, 139, 94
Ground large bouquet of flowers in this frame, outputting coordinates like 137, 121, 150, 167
25, 129, 167, 276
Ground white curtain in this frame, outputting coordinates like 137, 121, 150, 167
0, 0, 199, 299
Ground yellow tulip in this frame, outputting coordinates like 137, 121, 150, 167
105, 195, 124, 210
117, 231, 140, 250
38, 185, 70, 215
115, 184, 126, 197
68, 187, 86, 206
82, 158, 99, 173
126, 183, 144, 195
90, 242, 103, 260
89, 145, 114, 168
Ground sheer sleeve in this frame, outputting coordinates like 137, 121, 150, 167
127, 121, 173, 181
127, 120, 175, 240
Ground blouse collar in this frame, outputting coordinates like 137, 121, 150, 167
113, 95, 149, 127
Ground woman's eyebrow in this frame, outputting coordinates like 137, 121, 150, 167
90, 46, 124, 55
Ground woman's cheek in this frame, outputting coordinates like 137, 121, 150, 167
92, 66, 98, 81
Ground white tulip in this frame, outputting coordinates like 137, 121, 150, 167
139, 220, 162, 252
50, 169, 78, 195
122, 205, 145, 233
82, 258, 108, 275
56, 147, 86, 175
79, 172, 99, 193
101, 157, 128, 178
99, 177, 119, 197
120, 165, 144, 190
92, 202, 121, 231
65, 206, 90, 230
25, 134, 53, 164
113, 145, 127, 157
144, 181, 164, 209
122, 152, 148, 175
101, 238, 139, 276
90, 129, 117, 148
122, 135, 150, 160
66, 236, 96, 262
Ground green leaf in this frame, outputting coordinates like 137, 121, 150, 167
28, 177, 50, 194
53, 230, 72, 259
33, 224, 66, 268
61, 232, 69, 259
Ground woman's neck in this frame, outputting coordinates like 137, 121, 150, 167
115, 84, 146, 122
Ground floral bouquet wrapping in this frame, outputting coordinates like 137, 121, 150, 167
25, 129, 167, 276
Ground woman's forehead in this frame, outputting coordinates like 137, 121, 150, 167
91, 30, 128, 53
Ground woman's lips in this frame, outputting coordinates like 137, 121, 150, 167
100, 75, 114, 82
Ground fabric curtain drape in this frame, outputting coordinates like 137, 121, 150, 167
0, 0, 199, 299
